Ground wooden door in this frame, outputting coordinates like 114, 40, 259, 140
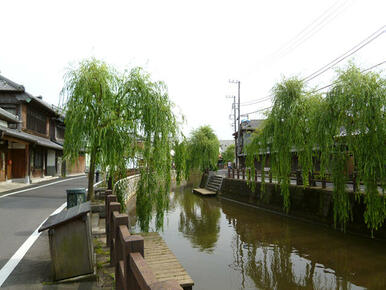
10, 149, 26, 178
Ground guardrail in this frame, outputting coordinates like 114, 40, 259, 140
227, 168, 328, 189
105, 194, 182, 290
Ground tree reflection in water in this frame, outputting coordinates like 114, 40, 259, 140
223, 200, 366, 290
171, 186, 221, 253
128, 183, 386, 290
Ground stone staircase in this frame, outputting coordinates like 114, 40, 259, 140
205, 175, 223, 193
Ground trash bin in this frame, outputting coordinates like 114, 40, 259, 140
38, 202, 94, 281
66, 188, 86, 209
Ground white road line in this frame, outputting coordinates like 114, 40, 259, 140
0, 202, 67, 287
0, 175, 86, 199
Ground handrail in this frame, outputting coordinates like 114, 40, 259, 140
227, 167, 330, 189
105, 194, 182, 290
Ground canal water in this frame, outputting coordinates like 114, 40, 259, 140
128, 181, 386, 290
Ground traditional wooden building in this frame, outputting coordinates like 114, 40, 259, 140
0, 74, 85, 183
233, 119, 265, 168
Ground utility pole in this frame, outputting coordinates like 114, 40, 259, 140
226, 95, 237, 167
229, 80, 241, 169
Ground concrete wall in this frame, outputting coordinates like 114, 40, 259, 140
112, 174, 140, 205
217, 176, 386, 240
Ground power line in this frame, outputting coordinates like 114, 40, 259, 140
268, 0, 354, 62
311, 60, 386, 93
240, 96, 272, 106
303, 25, 385, 82
241, 26, 384, 107
243, 106, 273, 116
242, 60, 385, 116
236, 1, 354, 105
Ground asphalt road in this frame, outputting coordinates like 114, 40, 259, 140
0, 175, 88, 287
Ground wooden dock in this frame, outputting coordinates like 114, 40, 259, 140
140, 232, 194, 290
192, 188, 216, 196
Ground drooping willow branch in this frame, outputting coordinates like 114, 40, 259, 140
62, 59, 182, 231
245, 64, 385, 235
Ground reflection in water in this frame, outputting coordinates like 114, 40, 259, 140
129, 184, 386, 290
172, 186, 221, 253
222, 198, 386, 290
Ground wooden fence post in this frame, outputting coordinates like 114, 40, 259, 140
353, 172, 357, 193
242, 168, 245, 180
112, 213, 129, 267
106, 195, 117, 244
232, 168, 235, 179
228, 168, 231, 178
109, 202, 121, 259
311, 172, 316, 187
269, 170, 272, 183
296, 170, 302, 186
125, 235, 145, 290
308, 172, 316, 187
237, 169, 239, 179
254, 169, 257, 182
322, 177, 326, 189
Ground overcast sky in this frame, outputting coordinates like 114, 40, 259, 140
0, 0, 384, 140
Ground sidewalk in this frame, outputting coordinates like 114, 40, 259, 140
0, 173, 86, 194
0, 175, 100, 289
1, 232, 99, 290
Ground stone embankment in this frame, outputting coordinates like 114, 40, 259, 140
201, 173, 386, 240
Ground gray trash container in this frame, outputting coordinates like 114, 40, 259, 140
38, 202, 94, 281
66, 188, 86, 209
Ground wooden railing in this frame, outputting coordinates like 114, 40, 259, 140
105, 194, 182, 290
227, 168, 329, 189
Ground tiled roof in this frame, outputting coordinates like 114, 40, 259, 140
0, 107, 20, 123
0, 125, 63, 150
0, 74, 63, 116
0, 75, 24, 92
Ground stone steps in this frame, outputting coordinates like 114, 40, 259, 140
205, 175, 223, 193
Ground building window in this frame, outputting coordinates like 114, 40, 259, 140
27, 107, 46, 134
56, 126, 65, 139
34, 149, 43, 169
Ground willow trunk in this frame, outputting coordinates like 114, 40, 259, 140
87, 151, 96, 201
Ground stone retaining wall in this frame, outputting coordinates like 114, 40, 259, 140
217, 175, 386, 240
113, 174, 140, 206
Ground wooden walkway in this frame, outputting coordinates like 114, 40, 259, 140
140, 232, 194, 290
192, 188, 216, 196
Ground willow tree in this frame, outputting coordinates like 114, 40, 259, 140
122, 67, 179, 231
174, 139, 188, 185
62, 59, 124, 200
185, 125, 220, 174
246, 78, 320, 211
245, 64, 385, 234
222, 144, 235, 163
317, 65, 386, 232
62, 59, 181, 231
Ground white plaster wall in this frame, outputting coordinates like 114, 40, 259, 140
47, 149, 56, 166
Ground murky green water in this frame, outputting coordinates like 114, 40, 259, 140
129, 181, 386, 290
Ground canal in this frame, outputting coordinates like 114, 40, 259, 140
129, 180, 386, 289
